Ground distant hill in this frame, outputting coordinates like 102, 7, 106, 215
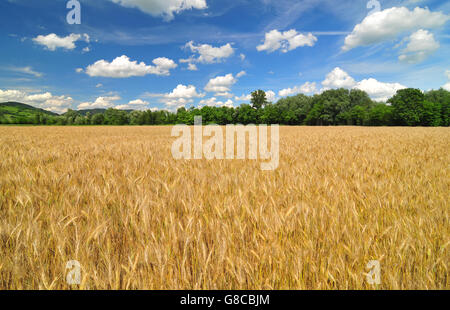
0, 102, 58, 123
0, 102, 139, 124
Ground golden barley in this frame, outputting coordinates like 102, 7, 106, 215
0, 126, 448, 289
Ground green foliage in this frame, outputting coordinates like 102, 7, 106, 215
251, 90, 268, 110
0, 102, 57, 124
421, 101, 442, 126
1, 88, 449, 127
389, 88, 424, 126
367, 104, 394, 126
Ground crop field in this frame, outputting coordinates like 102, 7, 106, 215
0, 126, 448, 289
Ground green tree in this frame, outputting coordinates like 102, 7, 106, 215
236, 104, 258, 124
367, 104, 393, 126
388, 88, 424, 126
91, 113, 105, 125
421, 101, 442, 126
260, 103, 281, 124
251, 90, 268, 110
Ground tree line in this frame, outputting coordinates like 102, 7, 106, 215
2, 88, 449, 127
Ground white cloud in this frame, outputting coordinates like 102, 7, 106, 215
85, 55, 177, 78
257, 29, 317, 53
33, 33, 89, 51
182, 41, 234, 64
199, 97, 234, 108
355, 78, 407, 102
315, 68, 407, 102
235, 94, 252, 101
343, 7, 449, 51
234, 90, 276, 102
9, 66, 43, 78
322, 67, 356, 89
26, 92, 53, 102
78, 95, 121, 110
165, 84, 204, 100
145, 84, 205, 109
236, 70, 246, 78
240, 53, 246, 61
279, 82, 317, 97
115, 105, 132, 110
398, 29, 440, 64
0, 89, 26, 102
323, 68, 407, 101
128, 99, 149, 105
96, 83, 103, 88
265, 90, 276, 102
204, 73, 238, 95
109, 0, 207, 21
443, 70, 450, 91
215, 92, 234, 98
187, 63, 198, 71
115, 99, 150, 110
0, 89, 73, 114
76, 68, 83, 73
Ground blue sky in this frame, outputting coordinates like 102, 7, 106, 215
0, 0, 449, 113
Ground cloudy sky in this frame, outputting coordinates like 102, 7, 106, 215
0, 0, 449, 113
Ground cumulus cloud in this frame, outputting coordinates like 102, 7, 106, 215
199, 97, 234, 108
343, 7, 449, 51
182, 41, 234, 64
109, 0, 207, 21
0, 89, 73, 114
187, 63, 198, 71
322, 67, 356, 89
33, 33, 89, 51
279, 82, 317, 97
235, 94, 252, 102
234, 90, 275, 102
204, 73, 238, 95
85, 55, 177, 78
115, 99, 150, 110
0, 89, 26, 102
319, 67, 407, 102
236, 70, 246, 78
214, 92, 234, 98
145, 84, 205, 109
398, 29, 440, 64
128, 99, 149, 105
354, 78, 407, 102
165, 84, 204, 100
257, 29, 317, 53
265, 90, 276, 102
78, 95, 121, 110
442, 70, 450, 91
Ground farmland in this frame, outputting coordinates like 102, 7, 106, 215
0, 126, 448, 289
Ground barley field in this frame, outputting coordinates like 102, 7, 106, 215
0, 126, 448, 290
